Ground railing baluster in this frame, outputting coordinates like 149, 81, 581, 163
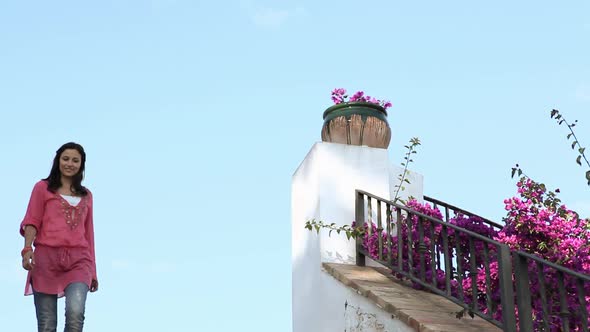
436, 242, 442, 271
430, 222, 437, 288
536, 261, 550, 332
469, 237, 478, 312
455, 232, 464, 302
418, 216, 426, 281
397, 207, 403, 273
498, 245, 517, 332
367, 198, 373, 237
482, 242, 493, 317
558, 271, 571, 331
377, 200, 383, 261
355, 191, 366, 266
577, 278, 589, 332
386, 204, 393, 265
442, 224, 452, 296
407, 212, 414, 277
514, 253, 533, 332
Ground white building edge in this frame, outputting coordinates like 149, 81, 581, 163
291, 142, 424, 332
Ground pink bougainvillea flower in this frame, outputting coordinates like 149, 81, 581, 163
331, 88, 393, 111
349, 91, 365, 102
367, 96, 379, 104
331, 88, 347, 96
332, 95, 344, 104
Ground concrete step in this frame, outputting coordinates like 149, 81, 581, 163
323, 263, 502, 332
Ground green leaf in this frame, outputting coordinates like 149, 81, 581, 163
572, 123, 577, 127
404, 179, 411, 184
567, 133, 573, 139
518, 169, 523, 176
329, 230, 333, 237
586, 170, 590, 180
579, 147, 586, 154
572, 141, 578, 149
551, 109, 558, 118
511, 168, 516, 178
577, 155, 582, 166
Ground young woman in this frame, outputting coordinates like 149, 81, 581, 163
20, 142, 98, 332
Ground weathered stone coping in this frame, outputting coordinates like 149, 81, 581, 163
323, 263, 502, 332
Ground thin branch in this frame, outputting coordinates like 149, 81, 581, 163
392, 137, 421, 204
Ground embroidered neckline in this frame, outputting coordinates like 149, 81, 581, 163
56, 194, 86, 229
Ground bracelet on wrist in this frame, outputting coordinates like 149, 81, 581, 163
21, 246, 33, 257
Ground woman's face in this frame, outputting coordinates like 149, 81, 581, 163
59, 149, 82, 178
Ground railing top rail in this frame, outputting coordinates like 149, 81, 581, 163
515, 250, 590, 281
355, 189, 389, 202
355, 190, 507, 246
424, 195, 504, 229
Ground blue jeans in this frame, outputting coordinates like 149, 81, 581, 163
33, 282, 89, 332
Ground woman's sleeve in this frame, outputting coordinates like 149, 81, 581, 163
85, 191, 98, 280
20, 181, 46, 236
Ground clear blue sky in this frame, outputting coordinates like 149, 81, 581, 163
1, 1, 589, 331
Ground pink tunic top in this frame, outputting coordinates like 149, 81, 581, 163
20, 180, 97, 297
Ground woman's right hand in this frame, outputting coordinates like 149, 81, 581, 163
22, 251, 35, 270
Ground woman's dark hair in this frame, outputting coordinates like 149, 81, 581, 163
43, 142, 88, 196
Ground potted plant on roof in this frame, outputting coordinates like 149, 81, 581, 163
321, 88, 392, 149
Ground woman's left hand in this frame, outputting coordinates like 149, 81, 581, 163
90, 279, 99, 292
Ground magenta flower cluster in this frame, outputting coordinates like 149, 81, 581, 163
360, 199, 451, 290
491, 178, 590, 330
360, 179, 590, 330
331, 88, 393, 111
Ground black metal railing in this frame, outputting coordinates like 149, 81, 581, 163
513, 251, 590, 332
423, 195, 504, 280
354, 190, 590, 332
424, 195, 504, 232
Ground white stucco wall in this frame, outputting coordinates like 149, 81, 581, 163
291, 142, 424, 332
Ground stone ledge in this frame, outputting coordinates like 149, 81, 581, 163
322, 263, 502, 332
